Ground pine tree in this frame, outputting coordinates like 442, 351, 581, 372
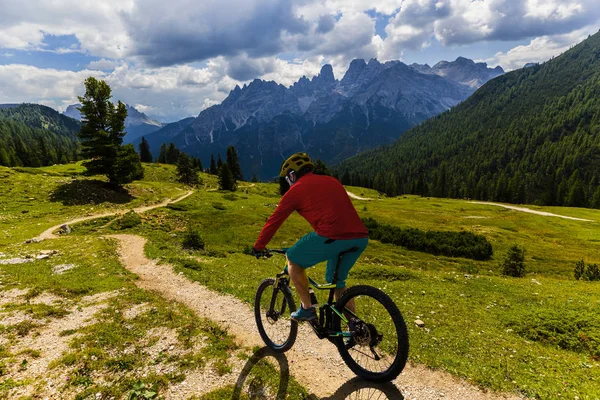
314, 159, 331, 176
217, 154, 223, 169
209, 154, 217, 174
77, 77, 142, 185
194, 157, 203, 172
166, 143, 180, 164
226, 146, 243, 180
218, 163, 237, 191
251, 173, 259, 183
139, 137, 153, 163
112, 144, 144, 184
0, 148, 10, 167
157, 143, 167, 163
176, 153, 200, 186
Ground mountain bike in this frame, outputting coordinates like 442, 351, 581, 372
254, 248, 409, 382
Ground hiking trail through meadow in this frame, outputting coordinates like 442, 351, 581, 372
40, 191, 523, 399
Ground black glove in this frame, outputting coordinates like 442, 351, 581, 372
251, 247, 265, 259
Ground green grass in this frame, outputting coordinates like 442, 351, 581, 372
0, 164, 268, 398
0, 162, 186, 246
112, 186, 600, 399
4, 164, 600, 398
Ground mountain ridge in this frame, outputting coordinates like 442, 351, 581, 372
149, 56, 498, 179
64, 103, 164, 144
335, 30, 600, 208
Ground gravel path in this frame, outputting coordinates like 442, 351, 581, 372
110, 234, 523, 400
37, 190, 194, 239
470, 201, 593, 222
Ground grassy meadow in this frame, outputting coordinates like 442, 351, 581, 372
2, 163, 600, 398
0, 164, 305, 399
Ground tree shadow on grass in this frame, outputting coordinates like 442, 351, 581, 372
50, 179, 135, 205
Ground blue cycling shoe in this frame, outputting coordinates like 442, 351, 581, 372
291, 306, 317, 322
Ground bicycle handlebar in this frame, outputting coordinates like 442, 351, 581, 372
266, 248, 287, 255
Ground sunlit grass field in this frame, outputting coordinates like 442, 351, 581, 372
2, 164, 600, 398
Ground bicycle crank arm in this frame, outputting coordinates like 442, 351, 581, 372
369, 346, 382, 361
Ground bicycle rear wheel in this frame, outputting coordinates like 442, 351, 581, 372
254, 278, 298, 353
333, 285, 409, 382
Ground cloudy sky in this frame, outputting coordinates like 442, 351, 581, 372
1, 0, 599, 122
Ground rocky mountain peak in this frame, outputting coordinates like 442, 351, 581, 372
313, 64, 335, 84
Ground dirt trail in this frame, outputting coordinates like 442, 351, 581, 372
470, 201, 593, 222
38, 190, 194, 239
110, 234, 521, 399
346, 191, 373, 201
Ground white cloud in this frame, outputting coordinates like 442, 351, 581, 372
482, 26, 597, 71
0, 0, 133, 57
87, 58, 119, 70
0, 64, 104, 110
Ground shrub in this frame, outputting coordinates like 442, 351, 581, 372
574, 259, 586, 280
502, 245, 526, 277
115, 211, 142, 230
212, 202, 226, 210
182, 226, 205, 250
584, 263, 600, 281
362, 217, 493, 260
574, 260, 600, 281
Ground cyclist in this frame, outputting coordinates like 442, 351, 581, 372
252, 152, 368, 322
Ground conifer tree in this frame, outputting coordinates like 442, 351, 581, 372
314, 159, 331, 176
139, 137, 153, 163
226, 146, 243, 180
157, 143, 167, 163
176, 153, 200, 186
166, 142, 180, 164
77, 77, 143, 185
217, 154, 223, 169
209, 154, 217, 174
218, 163, 237, 191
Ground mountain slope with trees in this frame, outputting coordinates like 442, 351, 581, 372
140, 57, 501, 180
336, 30, 600, 208
0, 104, 80, 167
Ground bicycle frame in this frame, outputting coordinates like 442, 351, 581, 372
270, 246, 360, 341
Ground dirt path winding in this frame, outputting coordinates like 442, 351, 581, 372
470, 201, 593, 222
37, 190, 194, 239
346, 191, 373, 201
110, 234, 521, 399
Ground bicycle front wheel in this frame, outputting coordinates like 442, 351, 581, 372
333, 285, 409, 382
254, 278, 298, 353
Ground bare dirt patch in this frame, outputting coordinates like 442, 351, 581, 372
2, 290, 120, 399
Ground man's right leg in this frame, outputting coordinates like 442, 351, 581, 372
287, 257, 312, 310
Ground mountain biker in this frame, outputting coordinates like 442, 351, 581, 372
252, 152, 369, 322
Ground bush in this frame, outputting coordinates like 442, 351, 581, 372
574, 260, 600, 281
182, 226, 205, 250
506, 308, 600, 357
363, 217, 493, 260
574, 259, 586, 280
502, 245, 526, 277
212, 202, 226, 210
114, 211, 142, 230
584, 263, 600, 281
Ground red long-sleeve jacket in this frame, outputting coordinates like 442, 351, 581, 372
254, 173, 368, 250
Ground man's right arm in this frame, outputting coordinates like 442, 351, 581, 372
253, 190, 297, 250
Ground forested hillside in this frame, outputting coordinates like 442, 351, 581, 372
0, 104, 80, 167
336, 30, 600, 208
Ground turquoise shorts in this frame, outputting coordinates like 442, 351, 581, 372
286, 232, 368, 288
